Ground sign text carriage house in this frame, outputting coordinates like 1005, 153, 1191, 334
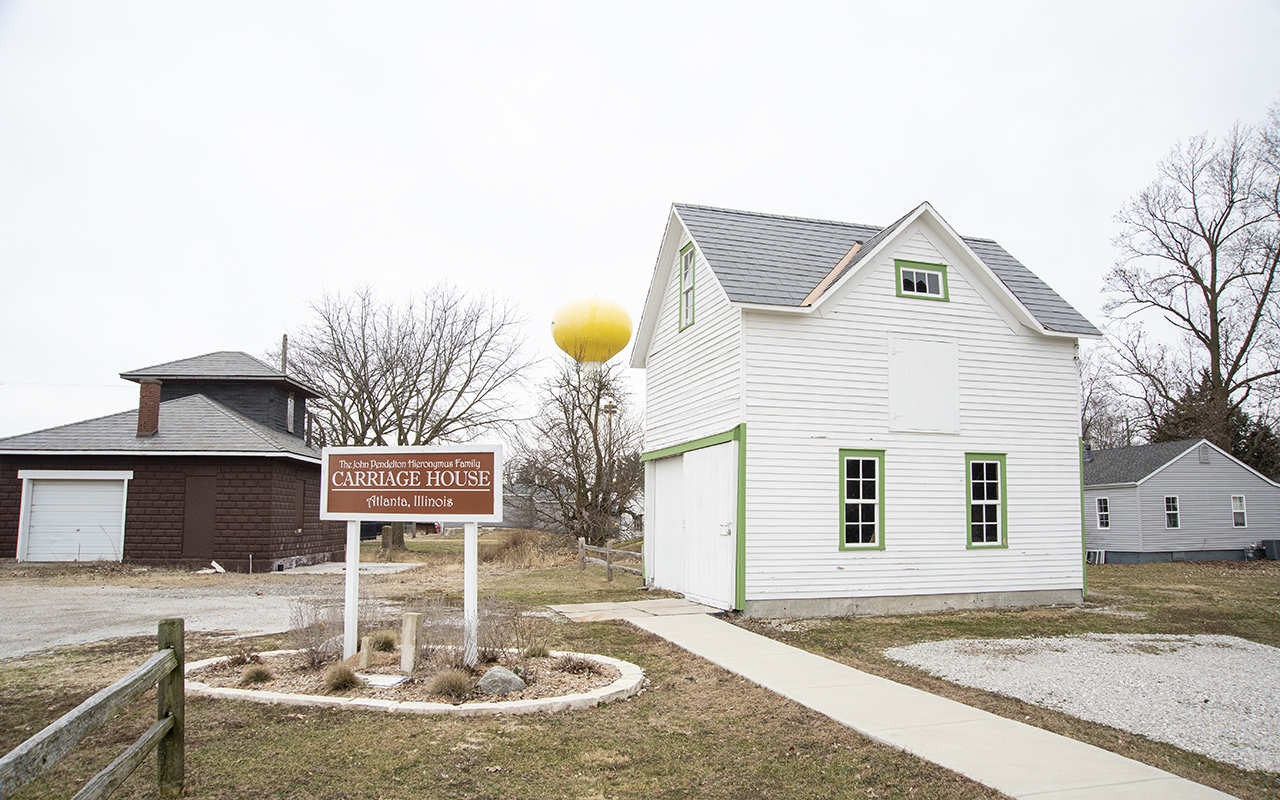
631, 203, 1101, 617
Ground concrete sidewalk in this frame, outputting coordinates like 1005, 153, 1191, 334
601, 611, 1234, 799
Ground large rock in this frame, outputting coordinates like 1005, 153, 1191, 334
477, 666, 526, 695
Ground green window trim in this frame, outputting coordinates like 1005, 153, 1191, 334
839, 449, 886, 551
895, 259, 950, 301
679, 242, 696, 331
965, 452, 1008, 549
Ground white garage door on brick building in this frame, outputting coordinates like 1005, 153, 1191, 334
17, 471, 132, 562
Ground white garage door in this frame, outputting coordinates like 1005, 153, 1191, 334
19, 471, 131, 562
644, 442, 737, 610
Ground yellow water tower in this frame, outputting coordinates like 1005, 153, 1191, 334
552, 298, 632, 365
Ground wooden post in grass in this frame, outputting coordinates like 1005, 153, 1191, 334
401, 612, 422, 673
579, 537, 586, 571
156, 618, 184, 799
606, 544, 613, 582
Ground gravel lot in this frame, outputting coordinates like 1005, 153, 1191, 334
886, 633, 1280, 773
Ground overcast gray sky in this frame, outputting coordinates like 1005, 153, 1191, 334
1, 0, 1277, 438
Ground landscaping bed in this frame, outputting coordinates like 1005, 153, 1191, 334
186, 647, 633, 708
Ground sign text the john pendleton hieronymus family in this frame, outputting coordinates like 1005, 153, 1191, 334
321, 447, 500, 521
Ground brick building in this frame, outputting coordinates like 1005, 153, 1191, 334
0, 352, 344, 571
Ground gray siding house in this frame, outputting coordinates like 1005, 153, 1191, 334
1083, 439, 1280, 563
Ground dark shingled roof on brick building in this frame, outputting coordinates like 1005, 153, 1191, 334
121, 351, 320, 397
673, 203, 1100, 336
0, 395, 320, 461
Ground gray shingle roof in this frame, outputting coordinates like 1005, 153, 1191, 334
1083, 439, 1202, 486
673, 203, 1100, 336
0, 394, 320, 461
121, 351, 320, 397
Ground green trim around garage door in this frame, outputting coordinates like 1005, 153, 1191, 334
642, 424, 747, 610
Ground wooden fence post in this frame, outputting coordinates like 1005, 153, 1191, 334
578, 537, 586, 571
606, 544, 613, 582
156, 618, 184, 799
401, 612, 422, 673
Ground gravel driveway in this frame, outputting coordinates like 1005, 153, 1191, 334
886, 633, 1280, 773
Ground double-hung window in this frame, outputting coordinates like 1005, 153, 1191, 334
1232, 495, 1247, 527
1096, 498, 1110, 529
966, 453, 1006, 547
1165, 496, 1180, 529
840, 449, 885, 550
679, 243, 696, 330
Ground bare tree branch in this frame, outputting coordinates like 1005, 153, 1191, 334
274, 284, 534, 447
1104, 112, 1280, 458
508, 360, 643, 545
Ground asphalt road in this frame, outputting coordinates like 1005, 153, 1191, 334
0, 564, 420, 660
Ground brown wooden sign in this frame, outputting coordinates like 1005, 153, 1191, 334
320, 445, 503, 522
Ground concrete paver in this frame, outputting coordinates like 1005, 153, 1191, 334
623, 612, 1235, 800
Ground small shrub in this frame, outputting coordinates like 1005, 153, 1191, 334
368, 630, 397, 652
227, 649, 261, 668
239, 664, 273, 685
289, 598, 342, 670
522, 641, 551, 658
430, 668, 473, 700
324, 663, 361, 692
555, 654, 602, 675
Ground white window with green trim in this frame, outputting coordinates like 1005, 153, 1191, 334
966, 453, 1006, 547
679, 243, 696, 330
840, 449, 885, 550
895, 259, 949, 301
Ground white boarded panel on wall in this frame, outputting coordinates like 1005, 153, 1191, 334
888, 337, 958, 433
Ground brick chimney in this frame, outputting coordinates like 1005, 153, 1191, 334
137, 378, 162, 437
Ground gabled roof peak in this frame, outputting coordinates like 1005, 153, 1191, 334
672, 202, 1099, 337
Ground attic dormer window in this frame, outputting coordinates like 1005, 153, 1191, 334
679, 243, 696, 330
895, 259, 949, 301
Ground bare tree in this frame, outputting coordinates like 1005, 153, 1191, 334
1105, 112, 1280, 459
1079, 342, 1137, 450
509, 360, 642, 545
278, 284, 533, 447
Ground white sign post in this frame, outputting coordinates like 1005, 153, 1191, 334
320, 445, 503, 664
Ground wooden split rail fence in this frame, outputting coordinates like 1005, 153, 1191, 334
0, 618, 185, 800
578, 537, 642, 581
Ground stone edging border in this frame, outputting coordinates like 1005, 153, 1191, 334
184, 649, 645, 716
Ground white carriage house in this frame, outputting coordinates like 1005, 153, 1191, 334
631, 202, 1101, 617
1084, 438, 1280, 564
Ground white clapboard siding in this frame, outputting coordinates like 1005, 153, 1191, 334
741, 219, 1083, 600
24, 479, 127, 562
644, 231, 743, 451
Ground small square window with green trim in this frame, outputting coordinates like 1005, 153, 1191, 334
895, 259, 949, 301
840, 449, 885, 550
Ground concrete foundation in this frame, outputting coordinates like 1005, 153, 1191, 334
740, 588, 1083, 619
1099, 550, 1250, 565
